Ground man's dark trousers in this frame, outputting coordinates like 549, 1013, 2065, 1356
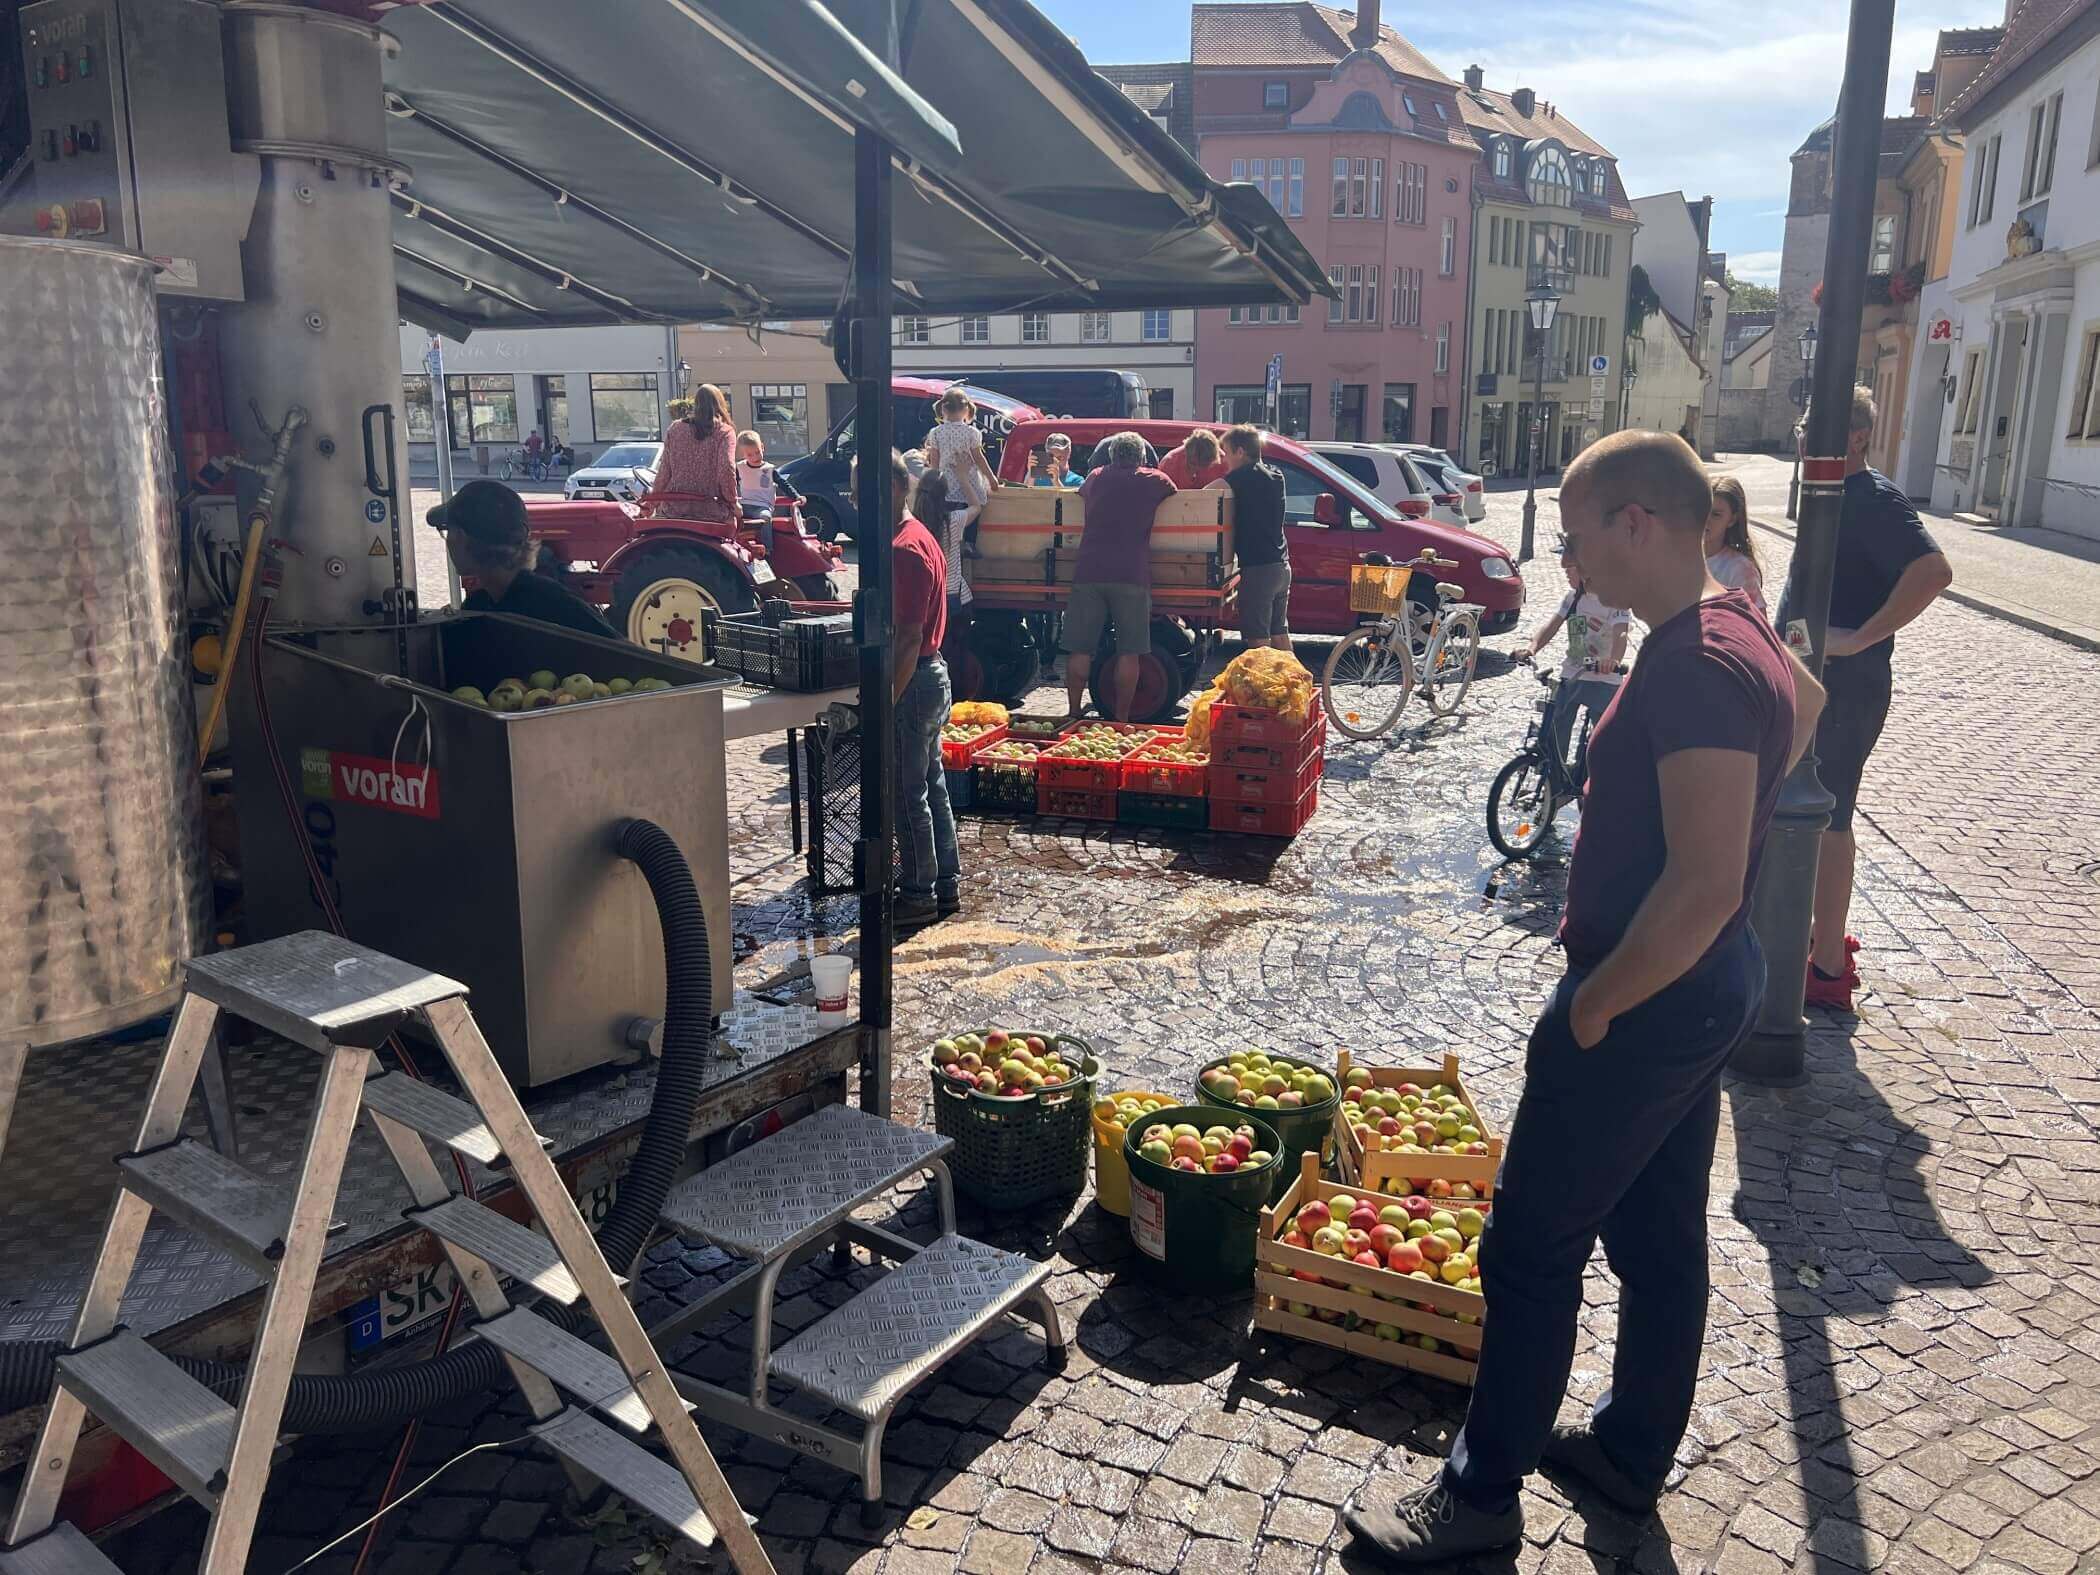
1443, 925, 1765, 1512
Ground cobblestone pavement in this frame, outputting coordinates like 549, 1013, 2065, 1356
109, 480, 2100, 1575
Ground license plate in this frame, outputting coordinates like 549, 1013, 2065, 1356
346, 1162, 621, 1354
751, 559, 777, 585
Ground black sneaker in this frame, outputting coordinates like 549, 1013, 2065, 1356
1540, 1423, 1658, 1516
936, 886, 961, 917
894, 895, 940, 928
1344, 1481, 1521, 1566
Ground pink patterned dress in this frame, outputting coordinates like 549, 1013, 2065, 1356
651, 417, 739, 525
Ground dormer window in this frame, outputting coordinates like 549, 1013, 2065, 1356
1525, 141, 1572, 207
1493, 141, 1512, 179
1433, 102, 1447, 121
1263, 80, 1289, 110
1403, 93, 1419, 117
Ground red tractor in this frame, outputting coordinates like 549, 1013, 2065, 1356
524, 491, 845, 661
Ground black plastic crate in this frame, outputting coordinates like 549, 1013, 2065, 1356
1119, 790, 1208, 831
717, 616, 853, 691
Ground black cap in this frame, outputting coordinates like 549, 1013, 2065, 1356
426, 479, 527, 545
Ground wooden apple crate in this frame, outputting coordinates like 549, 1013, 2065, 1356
1330, 1050, 1502, 1197
1251, 1153, 1485, 1386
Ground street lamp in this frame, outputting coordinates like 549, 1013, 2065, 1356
1785, 325, 1818, 521
1517, 281, 1562, 564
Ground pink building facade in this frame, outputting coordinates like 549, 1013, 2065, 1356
1192, 16, 1473, 448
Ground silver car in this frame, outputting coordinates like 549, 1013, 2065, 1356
564, 441, 662, 503
1393, 445, 1486, 522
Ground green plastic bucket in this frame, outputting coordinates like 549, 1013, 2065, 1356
1121, 1107, 1281, 1291
1192, 1054, 1340, 1201
927, 1030, 1099, 1210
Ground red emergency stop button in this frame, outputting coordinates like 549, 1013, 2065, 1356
54, 55, 69, 82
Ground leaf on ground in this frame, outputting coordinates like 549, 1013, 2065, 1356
1794, 1261, 1824, 1288
906, 1507, 942, 1531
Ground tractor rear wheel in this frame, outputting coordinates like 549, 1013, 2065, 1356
610, 544, 759, 662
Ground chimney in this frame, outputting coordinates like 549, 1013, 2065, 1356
1463, 63, 1483, 92
1510, 86, 1535, 118
1349, 0, 1380, 51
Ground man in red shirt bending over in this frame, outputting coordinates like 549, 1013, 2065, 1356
1346, 431, 1825, 1565
881, 449, 958, 928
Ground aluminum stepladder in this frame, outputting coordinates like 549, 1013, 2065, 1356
0, 932, 774, 1575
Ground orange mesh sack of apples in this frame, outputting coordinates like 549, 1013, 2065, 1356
949, 701, 1009, 726
1185, 647, 1313, 749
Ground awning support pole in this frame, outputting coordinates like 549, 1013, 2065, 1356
853, 122, 896, 1119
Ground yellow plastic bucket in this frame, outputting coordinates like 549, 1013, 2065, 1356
1091, 1090, 1176, 1216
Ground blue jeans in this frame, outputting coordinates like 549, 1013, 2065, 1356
1547, 675, 1619, 780
896, 657, 959, 902
1444, 924, 1765, 1514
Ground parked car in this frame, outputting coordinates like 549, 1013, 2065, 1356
779, 377, 1042, 543
565, 441, 662, 502
1306, 441, 1469, 530
1394, 445, 1487, 522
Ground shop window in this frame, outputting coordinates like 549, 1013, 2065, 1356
402, 377, 436, 443
750, 383, 809, 457
445, 373, 518, 446
588, 373, 660, 441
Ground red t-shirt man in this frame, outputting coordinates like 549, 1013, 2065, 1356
1158, 442, 1228, 491
891, 512, 948, 663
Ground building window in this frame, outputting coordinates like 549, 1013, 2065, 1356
445, 374, 518, 446
1969, 134, 2001, 226
1370, 158, 1385, 219
2023, 91, 2063, 200
1346, 264, 1364, 323
1434, 101, 1447, 122
402, 377, 436, 443
587, 373, 659, 440
1394, 162, 1426, 225
1869, 215, 1897, 274
1440, 216, 1457, 276
2067, 327, 2100, 440
1264, 80, 1289, 110
1231, 158, 1246, 182
1436, 322, 1450, 374
1214, 382, 1309, 437
1366, 265, 1380, 324
749, 383, 809, 456
1080, 311, 1113, 343
1142, 309, 1172, 341
1403, 93, 1419, 118
1021, 311, 1050, 343
1332, 157, 1350, 217
900, 316, 930, 344
1328, 265, 1345, 323
1286, 157, 1304, 216
961, 315, 990, 344
1382, 384, 1414, 442
1955, 346, 1987, 433
1493, 141, 1511, 180
1392, 267, 1422, 328
1351, 157, 1370, 216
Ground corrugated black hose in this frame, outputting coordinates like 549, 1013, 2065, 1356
0, 818, 709, 1431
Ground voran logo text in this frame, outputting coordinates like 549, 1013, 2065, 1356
300, 748, 441, 819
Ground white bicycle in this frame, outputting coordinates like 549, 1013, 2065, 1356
1320, 549, 1483, 741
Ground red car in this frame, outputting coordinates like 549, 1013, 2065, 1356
991, 419, 1522, 638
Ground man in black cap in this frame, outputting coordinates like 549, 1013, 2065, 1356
428, 479, 615, 638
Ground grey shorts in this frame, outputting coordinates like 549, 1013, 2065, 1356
1063, 581, 1152, 656
1238, 560, 1292, 641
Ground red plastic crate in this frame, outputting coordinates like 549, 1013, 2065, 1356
1037, 783, 1119, 820
1208, 748, 1322, 807
940, 722, 1008, 771
1209, 780, 1319, 838
1120, 739, 1209, 798
1215, 711, 1326, 771
1036, 726, 1147, 792
1207, 700, 1323, 750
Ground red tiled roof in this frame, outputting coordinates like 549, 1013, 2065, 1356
1191, 3, 1450, 84
1940, 0, 2096, 125
1457, 85, 1613, 160
1937, 25, 2007, 57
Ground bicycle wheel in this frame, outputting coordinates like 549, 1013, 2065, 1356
1487, 754, 1556, 860
1322, 625, 1415, 740
1421, 611, 1480, 717
500, 456, 517, 480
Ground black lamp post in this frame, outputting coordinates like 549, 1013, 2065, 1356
1517, 281, 1561, 564
1785, 324, 1818, 520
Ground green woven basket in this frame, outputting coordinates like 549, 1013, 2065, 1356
928, 1030, 1099, 1210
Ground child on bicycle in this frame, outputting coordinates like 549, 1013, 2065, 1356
1523, 543, 1630, 777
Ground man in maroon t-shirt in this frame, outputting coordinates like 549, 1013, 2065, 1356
1064, 431, 1176, 720
880, 449, 957, 927
1348, 432, 1825, 1565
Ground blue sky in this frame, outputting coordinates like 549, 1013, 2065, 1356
1037, 0, 2003, 284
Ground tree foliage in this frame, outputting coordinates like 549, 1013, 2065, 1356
1726, 273, 1779, 311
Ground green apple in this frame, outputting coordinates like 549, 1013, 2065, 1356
1455, 1208, 1485, 1240
560, 673, 596, 700
528, 669, 558, 691
607, 677, 633, 694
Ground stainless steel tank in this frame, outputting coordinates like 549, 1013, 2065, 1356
0, 236, 209, 1045
218, 2, 411, 626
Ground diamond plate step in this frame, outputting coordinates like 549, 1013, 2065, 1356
533, 1407, 716, 1549
0, 1524, 124, 1575
657, 1103, 952, 1262
768, 1234, 1052, 1422
55, 1330, 234, 1502
184, 931, 465, 1052
410, 1197, 584, 1304
360, 1071, 504, 1165
117, 1138, 290, 1274
476, 1308, 689, 1433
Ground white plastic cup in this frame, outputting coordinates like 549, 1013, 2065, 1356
810, 954, 853, 1016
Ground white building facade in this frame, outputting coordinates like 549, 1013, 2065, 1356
1629, 192, 1727, 454
1926, 11, 2100, 536
398, 324, 679, 477
890, 308, 1196, 419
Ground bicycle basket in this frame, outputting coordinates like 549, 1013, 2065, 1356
1348, 562, 1413, 615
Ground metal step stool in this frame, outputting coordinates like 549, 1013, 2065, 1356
0, 932, 775, 1575
650, 1101, 1065, 1523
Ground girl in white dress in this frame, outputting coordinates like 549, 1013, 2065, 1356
1704, 476, 1766, 613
